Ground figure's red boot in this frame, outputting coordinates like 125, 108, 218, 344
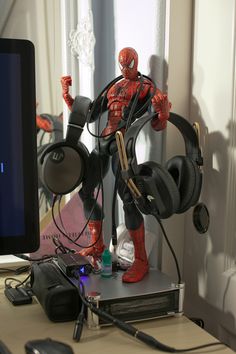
79, 220, 105, 258
122, 222, 149, 283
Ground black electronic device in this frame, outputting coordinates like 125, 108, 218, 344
30, 261, 81, 322
0, 38, 39, 255
0, 340, 13, 354
57, 253, 92, 277
4, 286, 32, 306
38, 96, 91, 195
25, 338, 74, 354
121, 112, 203, 218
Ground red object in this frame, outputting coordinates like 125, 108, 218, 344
79, 220, 105, 257
60, 47, 171, 283
79, 220, 105, 271
118, 47, 138, 80
61, 76, 74, 111
103, 47, 171, 135
122, 222, 149, 283
36, 115, 53, 132
151, 92, 172, 130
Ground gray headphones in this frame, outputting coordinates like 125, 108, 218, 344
38, 96, 92, 195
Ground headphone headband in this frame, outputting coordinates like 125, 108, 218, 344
168, 113, 203, 166
66, 95, 92, 145
39, 96, 92, 164
124, 112, 203, 176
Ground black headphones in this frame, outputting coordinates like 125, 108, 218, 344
38, 96, 92, 195
123, 112, 203, 218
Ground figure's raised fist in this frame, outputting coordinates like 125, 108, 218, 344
151, 92, 171, 131
61, 75, 74, 111
61, 76, 72, 94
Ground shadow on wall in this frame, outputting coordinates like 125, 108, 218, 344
184, 64, 236, 350
148, 54, 168, 93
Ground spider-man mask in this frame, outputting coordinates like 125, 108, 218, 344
118, 47, 138, 80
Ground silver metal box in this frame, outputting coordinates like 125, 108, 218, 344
78, 269, 184, 328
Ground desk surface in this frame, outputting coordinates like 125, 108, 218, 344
0, 273, 234, 354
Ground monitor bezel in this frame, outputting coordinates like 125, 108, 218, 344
0, 38, 40, 255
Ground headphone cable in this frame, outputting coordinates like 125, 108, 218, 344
51, 195, 103, 249
86, 73, 156, 140
153, 214, 182, 284
111, 163, 122, 247
124, 72, 144, 131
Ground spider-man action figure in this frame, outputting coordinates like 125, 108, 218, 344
61, 47, 171, 283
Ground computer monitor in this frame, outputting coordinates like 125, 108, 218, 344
0, 38, 40, 255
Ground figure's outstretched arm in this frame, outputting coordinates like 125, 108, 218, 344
61, 75, 74, 111
151, 88, 171, 131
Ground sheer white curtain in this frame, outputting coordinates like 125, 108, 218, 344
60, 0, 95, 152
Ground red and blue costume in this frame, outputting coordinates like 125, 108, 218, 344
61, 47, 171, 283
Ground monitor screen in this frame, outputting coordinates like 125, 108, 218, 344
0, 38, 39, 255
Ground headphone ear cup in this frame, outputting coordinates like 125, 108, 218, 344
39, 141, 89, 195
136, 161, 180, 218
166, 155, 202, 213
37, 143, 52, 189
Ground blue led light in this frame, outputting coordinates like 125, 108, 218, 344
0, 162, 4, 173
80, 266, 85, 274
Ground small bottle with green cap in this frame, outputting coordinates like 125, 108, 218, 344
101, 249, 112, 278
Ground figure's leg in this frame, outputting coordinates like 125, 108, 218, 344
79, 147, 109, 258
80, 219, 105, 257
113, 155, 149, 283
124, 223, 148, 282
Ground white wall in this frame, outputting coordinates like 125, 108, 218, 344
184, 0, 236, 349
161, 0, 193, 282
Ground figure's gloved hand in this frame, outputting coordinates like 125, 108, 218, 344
61, 75, 74, 111
151, 92, 171, 131
61, 75, 72, 93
